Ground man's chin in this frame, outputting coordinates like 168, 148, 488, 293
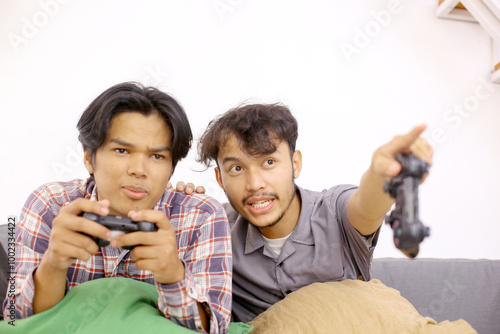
108, 202, 149, 217
247, 216, 281, 229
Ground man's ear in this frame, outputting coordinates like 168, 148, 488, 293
215, 167, 225, 191
83, 150, 94, 174
292, 150, 302, 179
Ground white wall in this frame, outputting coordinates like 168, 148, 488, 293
1, 0, 499, 259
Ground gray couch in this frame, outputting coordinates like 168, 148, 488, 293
371, 258, 500, 334
1, 225, 498, 333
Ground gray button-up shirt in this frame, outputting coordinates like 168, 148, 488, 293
225, 184, 379, 323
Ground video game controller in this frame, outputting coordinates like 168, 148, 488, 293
383, 153, 430, 259
82, 212, 157, 249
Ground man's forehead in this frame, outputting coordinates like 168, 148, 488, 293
105, 111, 171, 146
217, 135, 246, 161
217, 133, 288, 162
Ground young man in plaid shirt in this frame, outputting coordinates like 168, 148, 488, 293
3, 82, 232, 333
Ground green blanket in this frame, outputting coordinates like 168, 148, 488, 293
0, 277, 252, 334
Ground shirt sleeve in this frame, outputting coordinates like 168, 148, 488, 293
329, 185, 380, 279
156, 200, 232, 334
3, 186, 69, 320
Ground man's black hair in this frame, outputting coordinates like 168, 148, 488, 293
77, 81, 192, 172
197, 103, 298, 167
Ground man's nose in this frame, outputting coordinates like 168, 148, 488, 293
128, 154, 148, 178
246, 169, 266, 192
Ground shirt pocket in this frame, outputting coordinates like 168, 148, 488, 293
286, 242, 345, 289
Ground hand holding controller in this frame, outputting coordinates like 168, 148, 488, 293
383, 153, 430, 259
82, 212, 158, 249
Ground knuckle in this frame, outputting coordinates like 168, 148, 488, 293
51, 245, 63, 257
51, 218, 63, 229
71, 198, 86, 209
71, 218, 84, 232
84, 237, 97, 252
158, 259, 169, 271
79, 249, 90, 261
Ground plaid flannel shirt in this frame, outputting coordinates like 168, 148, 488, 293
3, 179, 232, 333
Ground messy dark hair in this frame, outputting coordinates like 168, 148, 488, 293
197, 103, 298, 167
77, 82, 192, 172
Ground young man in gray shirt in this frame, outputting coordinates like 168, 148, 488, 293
193, 103, 433, 323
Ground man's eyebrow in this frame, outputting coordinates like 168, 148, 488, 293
150, 145, 171, 153
221, 157, 240, 165
110, 138, 170, 152
110, 138, 134, 147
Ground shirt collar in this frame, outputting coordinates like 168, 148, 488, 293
244, 221, 266, 255
289, 186, 314, 246
86, 178, 99, 201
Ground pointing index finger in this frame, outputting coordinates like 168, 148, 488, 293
386, 124, 427, 155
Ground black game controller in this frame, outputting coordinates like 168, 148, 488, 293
383, 153, 430, 259
82, 212, 157, 249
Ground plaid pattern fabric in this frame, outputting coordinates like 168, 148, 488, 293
4, 179, 232, 333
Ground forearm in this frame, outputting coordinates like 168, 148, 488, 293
347, 167, 394, 235
154, 203, 231, 333
156, 261, 231, 333
155, 260, 210, 332
156, 271, 211, 332
33, 259, 68, 314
